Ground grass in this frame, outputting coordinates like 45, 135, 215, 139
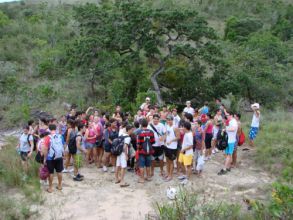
0, 137, 43, 219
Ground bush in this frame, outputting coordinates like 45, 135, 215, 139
224, 16, 263, 42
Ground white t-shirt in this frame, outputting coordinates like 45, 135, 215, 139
251, 112, 260, 128
166, 125, 177, 150
148, 123, 166, 146
183, 107, 195, 115
19, 133, 33, 152
121, 133, 131, 153
227, 118, 238, 144
173, 115, 181, 128
182, 131, 193, 155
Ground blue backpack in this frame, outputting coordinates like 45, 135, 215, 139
48, 134, 64, 159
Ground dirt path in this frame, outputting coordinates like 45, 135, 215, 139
36, 146, 274, 220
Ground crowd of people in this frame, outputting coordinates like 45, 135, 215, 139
16, 97, 261, 193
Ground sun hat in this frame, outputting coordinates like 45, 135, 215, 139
251, 103, 260, 109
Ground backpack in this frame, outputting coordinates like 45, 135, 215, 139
238, 130, 245, 146
216, 130, 228, 151
48, 134, 64, 159
27, 134, 37, 151
111, 136, 128, 156
68, 131, 80, 155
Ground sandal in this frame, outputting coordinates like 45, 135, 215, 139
120, 183, 130, 187
138, 180, 145, 184
46, 188, 53, 193
115, 180, 121, 184
56, 186, 62, 191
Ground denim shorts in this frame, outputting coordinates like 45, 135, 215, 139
225, 142, 235, 155
84, 142, 95, 149
138, 154, 152, 168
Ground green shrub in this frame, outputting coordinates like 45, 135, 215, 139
224, 16, 263, 42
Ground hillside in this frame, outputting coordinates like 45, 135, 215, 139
0, 0, 292, 129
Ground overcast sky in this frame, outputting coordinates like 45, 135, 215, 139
0, 0, 21, 3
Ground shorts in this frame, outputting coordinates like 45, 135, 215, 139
20, 151, 29, 161
103, 143, 112, 153
164, 148, 177, 161
178, 153, 193, 166
205, 133, 213, 149
74, 154, 83, 169
213, 128, 219, 140
138, 154, 152, 168
95, 139, 104, 148
116, 152, 127, 168
46, 158, 64, 174
84, 142, 95, 149
151, 146, 164, 161
225, 142, 235, 155
249, 127, 259, 140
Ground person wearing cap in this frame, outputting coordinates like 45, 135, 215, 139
164, 115, 180, 182
140, 97, 151, 111
183, 101, 195, 115
249, 103, 260, 147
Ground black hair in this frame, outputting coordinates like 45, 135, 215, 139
126, 124, 134, 132
153, 113, 160, 119
109, 118, 116, 124
121, 121, 128, 128
140, 118, 148, 128
28, 119, 34, 126
77, 123, 85, 131
40, 117, 48, 125
183, 121, 191, 131
22, 125, 29, 130
184, 113, 193, 122
40, 131, 50, 138
134, 121, 140, 128
236, 113, 241, 119
49, 124, 57, 131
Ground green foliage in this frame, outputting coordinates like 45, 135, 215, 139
0, 10, 9, 26
272, 5, 293, 41
254, 110, 293, 182
224, 16, 263, 42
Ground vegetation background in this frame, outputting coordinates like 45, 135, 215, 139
0, 0, 292, 219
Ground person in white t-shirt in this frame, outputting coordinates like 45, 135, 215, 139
140, 97, 151, 110
147, 114, 166, 176
116, 124, 134, 187
249, 103, 260, 147
172, 108, 181, 128
183, 101, 195, 116
178, 121, 193, 184
164, 115, 180, 182
218, 111, 238, 175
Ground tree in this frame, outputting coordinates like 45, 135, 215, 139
67, 0, 223, 107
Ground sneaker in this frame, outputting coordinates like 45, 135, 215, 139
102, 166, 107, 172
69, 168, 74, 173
217, 169, 228, 175
177, 175, 187, 180
62, 169, 69, 173
212, 149, 216, 154
77, 173, 84, 178
111, 168, 115, 173
73, 176, 83, 181
215, 149, 219, 153
180, 179, 188, 185
227, 168, 231, 172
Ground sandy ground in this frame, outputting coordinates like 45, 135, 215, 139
35, 146, 274, 220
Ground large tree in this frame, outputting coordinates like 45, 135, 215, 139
66, 0, 226, 107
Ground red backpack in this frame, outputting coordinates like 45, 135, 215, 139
238, 130, 246, 146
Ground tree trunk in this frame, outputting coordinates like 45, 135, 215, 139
151, 61, 165, 106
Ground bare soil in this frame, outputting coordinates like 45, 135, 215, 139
36, 146, 274, 220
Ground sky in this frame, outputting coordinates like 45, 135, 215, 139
0, 0, 21, 3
